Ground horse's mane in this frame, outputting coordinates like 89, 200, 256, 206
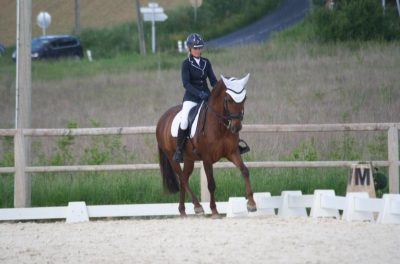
210, 79, 226, 99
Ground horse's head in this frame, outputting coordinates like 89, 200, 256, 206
210, 73, 250, 134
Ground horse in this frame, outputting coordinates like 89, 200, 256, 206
156, 73, 256, 218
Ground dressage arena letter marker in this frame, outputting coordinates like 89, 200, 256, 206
347, 163, 376, 198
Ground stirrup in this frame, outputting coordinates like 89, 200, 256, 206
238, 139, 250, 155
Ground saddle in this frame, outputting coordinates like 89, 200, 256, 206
187, 103, 202, 131
170, 101, 205, 138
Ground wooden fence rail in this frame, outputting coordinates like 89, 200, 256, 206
0, 123, 399, 207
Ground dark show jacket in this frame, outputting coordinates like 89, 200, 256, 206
181, 55, 218, 103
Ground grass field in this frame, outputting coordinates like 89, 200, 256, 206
0, 0, 189, 46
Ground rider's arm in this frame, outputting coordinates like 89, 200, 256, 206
206, 59, 218, 88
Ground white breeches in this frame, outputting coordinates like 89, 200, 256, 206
179, 101, 197, 129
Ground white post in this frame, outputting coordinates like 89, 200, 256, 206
388, 125, 399, 193
151, 18, 156, 53
15, 0, 32, 207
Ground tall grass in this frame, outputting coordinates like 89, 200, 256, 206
0, 167, 349, 208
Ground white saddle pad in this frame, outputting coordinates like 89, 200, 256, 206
171, 102, 204, 138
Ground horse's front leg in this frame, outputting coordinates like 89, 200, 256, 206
202, 161, 219, 218
227, 153, 257, 212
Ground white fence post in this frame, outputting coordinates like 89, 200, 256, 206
388, 125, 399, 193
14, 130, 30, 207
14, 0, 32, 208
200, 164, 210, 202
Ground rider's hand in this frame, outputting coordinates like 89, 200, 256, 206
199, 91, 209, 101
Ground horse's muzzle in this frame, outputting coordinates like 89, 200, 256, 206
230, 123, 242, 134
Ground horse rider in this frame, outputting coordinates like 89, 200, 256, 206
173, 33, 250, 162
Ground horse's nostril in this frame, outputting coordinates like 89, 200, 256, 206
231, 124, 242, 133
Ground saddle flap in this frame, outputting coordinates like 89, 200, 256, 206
171, 102, 204, 138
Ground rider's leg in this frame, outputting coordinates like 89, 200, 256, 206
173, 101, 197, 162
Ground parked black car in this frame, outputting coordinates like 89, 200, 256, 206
12, 35, 83, 61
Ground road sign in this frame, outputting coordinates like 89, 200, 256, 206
139, 2, 168, 53
140, 2, 164, 15
143, 13, 168, 22
190, 0, 203, 7
36, 11, 51, 35
140, 6, 164, 14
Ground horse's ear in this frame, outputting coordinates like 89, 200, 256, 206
220, 74, 228, 87
240, 73, 250, 87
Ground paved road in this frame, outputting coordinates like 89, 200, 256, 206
207, 0, 309, 47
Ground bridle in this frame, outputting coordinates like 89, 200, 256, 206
204, 94, 245, 132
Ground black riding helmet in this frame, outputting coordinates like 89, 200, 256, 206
186, 33, 204, 49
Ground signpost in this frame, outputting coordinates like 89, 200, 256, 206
140, 2, 168, 53
189, 0, 202, 22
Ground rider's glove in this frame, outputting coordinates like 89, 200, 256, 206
198, 91, 209, 101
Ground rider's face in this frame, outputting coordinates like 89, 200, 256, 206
190, 47, 202, 58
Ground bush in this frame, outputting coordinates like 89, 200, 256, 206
80, 23, 139, 58
311, 0, 400, 41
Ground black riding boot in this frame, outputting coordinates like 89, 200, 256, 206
238, 139, 250, 155
173, 128, 187, 162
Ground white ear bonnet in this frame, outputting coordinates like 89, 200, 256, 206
221, 73, 250, 103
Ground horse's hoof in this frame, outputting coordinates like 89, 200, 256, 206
180, 213, 187, 218
194, 206, 205, 215
211, 214, 222, 220
247, 204, 257, 212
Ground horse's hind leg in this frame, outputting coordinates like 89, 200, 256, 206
169, 161, 187, 216
170, 160, 203, 216
182, 160, 204, 215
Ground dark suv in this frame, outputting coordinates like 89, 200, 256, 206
12, 35, 83, 61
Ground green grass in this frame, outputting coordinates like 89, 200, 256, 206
0, 51, 183, 81
0, 167, 349, 208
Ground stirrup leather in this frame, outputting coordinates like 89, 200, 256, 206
238, 139, 250, 154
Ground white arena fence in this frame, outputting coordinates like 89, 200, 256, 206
0, 123, 399, 208
0, 190, 399, 225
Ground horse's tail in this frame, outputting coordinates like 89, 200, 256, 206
158, 147, 180, 193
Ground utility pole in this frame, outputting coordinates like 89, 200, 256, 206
75, 0, 81, 34
15, 0, 32, 207
135, 0, 146, 55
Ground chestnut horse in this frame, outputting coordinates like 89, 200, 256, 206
156, 74, 256, 217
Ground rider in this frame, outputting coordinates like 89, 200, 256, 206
173, 33, 250, 162
173, 33, 216, 162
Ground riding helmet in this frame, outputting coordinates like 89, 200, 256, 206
186, 33, 204, 49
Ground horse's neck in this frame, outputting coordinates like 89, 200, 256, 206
205, 98, 226, 134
